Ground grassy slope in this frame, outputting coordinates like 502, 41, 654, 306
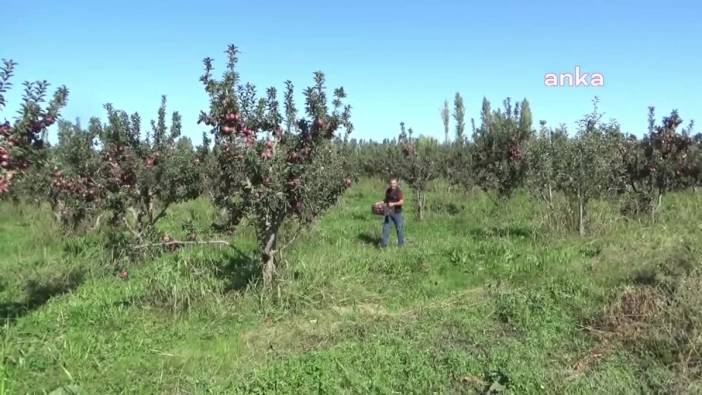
1, 179, 701, 393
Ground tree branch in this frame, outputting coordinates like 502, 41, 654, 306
123, 211, 143, 239
278, 223, 303, 253
133, 239, 232, 250
150, 204, 170, 227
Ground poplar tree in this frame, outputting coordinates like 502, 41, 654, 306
441, 100, 450, 144
453, 93, 465, 144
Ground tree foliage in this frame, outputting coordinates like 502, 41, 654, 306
453, 93, 465, 143
49, 97, 202, 247
198, 44, 353, 285
471, 97, 532, 200
0, 59, 68, 196
395, 122, 441, 219
620, 107, 696, 219
441, 99, 450, 144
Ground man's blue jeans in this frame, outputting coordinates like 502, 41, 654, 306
381, 210, 405, 247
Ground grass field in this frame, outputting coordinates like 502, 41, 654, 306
1, 179, 702, 393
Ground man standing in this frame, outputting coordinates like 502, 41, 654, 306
377, 177, 405, 247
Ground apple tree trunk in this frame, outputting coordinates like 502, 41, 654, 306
414, 189, 425, 220
578, 188, 586, 236
261, 230, 277, 287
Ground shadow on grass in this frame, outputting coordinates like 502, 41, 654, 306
468, 225, 534, 240
431, 201, 464, 215
0, 269, 85, 323
357, 232, 380, 247
217, 247, 261, 292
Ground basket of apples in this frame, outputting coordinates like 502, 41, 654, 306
372, 201, 389, 216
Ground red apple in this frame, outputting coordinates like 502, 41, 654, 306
294, 201, 304, 213
314, 118, 325, 130
31, 121, 44, 132
0, 177, 10, 194
226, 112, 241, 122
0, 121, 10, 134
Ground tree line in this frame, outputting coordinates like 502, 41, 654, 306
349, 95, 700, 235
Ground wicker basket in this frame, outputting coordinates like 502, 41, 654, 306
372, 203, 389, 216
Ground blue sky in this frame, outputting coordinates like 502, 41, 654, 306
2, 0, 701, 143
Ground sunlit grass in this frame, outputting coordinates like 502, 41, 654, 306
1, 180, 701, 393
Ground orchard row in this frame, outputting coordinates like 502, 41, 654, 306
1, 45, 353, 285
350, 96, 698, 235
1, 46, 699, 284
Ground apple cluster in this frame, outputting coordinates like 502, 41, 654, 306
508, 144, 524, 161
50, 169, 102, 202
102, 146, 137, 188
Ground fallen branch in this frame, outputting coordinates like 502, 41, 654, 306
133, 239, 232, 250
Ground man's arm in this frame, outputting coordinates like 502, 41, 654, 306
388, 191, 404, 207
388, 199, 404, 207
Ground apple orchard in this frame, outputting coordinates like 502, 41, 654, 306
1, 45, 701, 286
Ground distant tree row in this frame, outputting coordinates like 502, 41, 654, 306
347, 94, 700, 235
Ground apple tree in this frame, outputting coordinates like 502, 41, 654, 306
524, 120, 569, 229
620, 108, 694, 220
199, 45, 353, 286
99, 97, 201, 244
48, 96, 202, 249
396, 122, 440, 220
552, 101, 624, 235
49, 119, 104, 229
0, 59, 68, 197
470, 97, 533, 200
